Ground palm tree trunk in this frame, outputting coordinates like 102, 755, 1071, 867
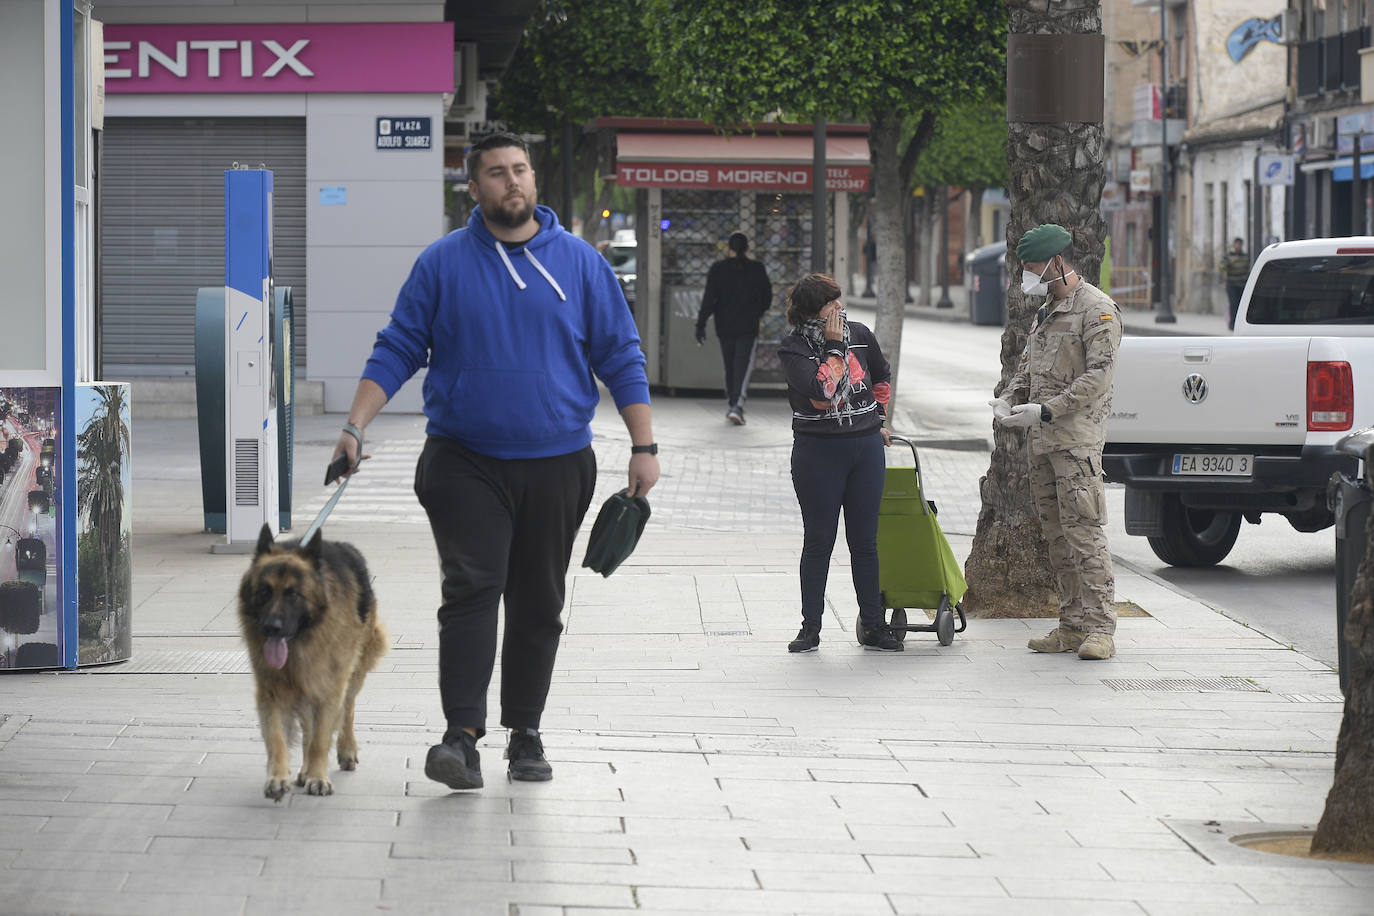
964, 0, 1107, 616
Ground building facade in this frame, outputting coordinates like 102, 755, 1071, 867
1176, 0, 1289, 313
92, 0, 534, 412
1287, 0, 1374, 239
1103, 0, 1374, 315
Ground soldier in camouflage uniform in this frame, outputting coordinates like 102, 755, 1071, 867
990, 224, 1123, 660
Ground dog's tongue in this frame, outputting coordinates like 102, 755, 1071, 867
263, 637, 289, 669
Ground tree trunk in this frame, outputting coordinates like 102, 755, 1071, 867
964, 0, 1108, 617
917, 190, 935, 307
869, 113, 908, 403
1312, 477, 1374, 856
967, 185, 987, 253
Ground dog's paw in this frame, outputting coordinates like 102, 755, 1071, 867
264, 778, 290, 802
338, 749, 359, 771
303, 776, 334, 796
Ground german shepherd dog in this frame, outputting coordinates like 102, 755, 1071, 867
238, 523, 388, 801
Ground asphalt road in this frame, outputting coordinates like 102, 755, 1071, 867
862, 305, 1344, 671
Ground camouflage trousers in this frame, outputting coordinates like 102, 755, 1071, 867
1029, 447, 1116, 634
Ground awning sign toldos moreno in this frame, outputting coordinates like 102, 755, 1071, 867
614, 132, 870, 192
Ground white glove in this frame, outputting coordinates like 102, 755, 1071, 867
988, 398, 1012, 420
998, 403, 1043, 429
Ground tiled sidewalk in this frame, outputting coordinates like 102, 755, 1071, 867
0, 393, 1363, 916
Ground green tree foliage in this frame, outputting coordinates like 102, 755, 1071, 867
78, 530, 104, 615
493, 0, 661, 126
911, 100, 1009, 191
644, 0, 1006, 390
645, 1, 1004, 128
489, 0, 667, 237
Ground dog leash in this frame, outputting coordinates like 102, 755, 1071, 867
298, 476, 350, 548
299, 424, 363, 547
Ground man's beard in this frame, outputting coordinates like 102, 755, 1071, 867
486, 194, 535, 229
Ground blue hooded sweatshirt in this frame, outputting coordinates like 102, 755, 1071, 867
362, 205, 649, 459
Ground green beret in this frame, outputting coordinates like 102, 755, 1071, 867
1016, 224, 1072, 263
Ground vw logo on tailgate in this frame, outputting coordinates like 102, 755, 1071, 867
1182, 373, 1208, 404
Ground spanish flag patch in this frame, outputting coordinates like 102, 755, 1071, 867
1099, 313, 1114, 321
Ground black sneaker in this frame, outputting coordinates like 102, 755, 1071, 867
506, 728, 553, 782
788, 622, 820, 653
859, 622, 903, 652
425, 731, 483, 790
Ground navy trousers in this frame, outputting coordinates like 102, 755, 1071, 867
790, 431, 886, 628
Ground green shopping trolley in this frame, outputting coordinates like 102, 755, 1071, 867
855, 435, 968, 647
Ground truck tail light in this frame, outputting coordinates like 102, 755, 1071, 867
1308, 361, 1354, 431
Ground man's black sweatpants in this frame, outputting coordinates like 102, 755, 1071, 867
718, 335, 757, 409
414, 436, 596, 740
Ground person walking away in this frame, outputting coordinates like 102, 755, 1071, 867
989, 224, 1122, 661
330, 132, 660, 790
1220, 237, 1250, 331
696, 233, 773, 425
778, 273, 898, 653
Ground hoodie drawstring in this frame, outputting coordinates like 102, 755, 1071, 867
522, 249, 567, 301
495, 242, 527, 290
494, 241, 567, 302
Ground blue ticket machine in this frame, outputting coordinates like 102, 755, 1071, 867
218, 167, 280, 552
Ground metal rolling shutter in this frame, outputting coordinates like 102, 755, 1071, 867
100, 117, 306, 375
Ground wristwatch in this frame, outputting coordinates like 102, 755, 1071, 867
630, 443, 658, 455
1040, 405, 1052, 422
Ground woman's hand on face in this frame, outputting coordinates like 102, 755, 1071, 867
823, 301, 844, 339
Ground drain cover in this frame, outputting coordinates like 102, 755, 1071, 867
1102, 677, 1265, 692
1283, 694, 1345, 704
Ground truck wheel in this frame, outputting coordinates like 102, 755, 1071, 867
1147, 495, 1241, 567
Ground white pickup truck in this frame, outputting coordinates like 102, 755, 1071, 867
1103, 237, 1374, 566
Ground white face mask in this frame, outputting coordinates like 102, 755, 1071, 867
1020, 260, 1053, 297
1020, 258, 1077, 297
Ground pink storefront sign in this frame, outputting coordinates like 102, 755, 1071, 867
103, 23, 455, 94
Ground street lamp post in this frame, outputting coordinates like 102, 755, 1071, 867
812, 119, 827, 272
1156, 0, 1176, 323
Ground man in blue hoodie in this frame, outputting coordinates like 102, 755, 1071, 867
330, 132, 659, 790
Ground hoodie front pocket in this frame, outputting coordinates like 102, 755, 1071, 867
445, 368, 563, 444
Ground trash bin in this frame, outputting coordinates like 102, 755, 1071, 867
965, 241, 1007, 326
1329, 426, 1374, 694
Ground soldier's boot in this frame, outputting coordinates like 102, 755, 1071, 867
1027, 627, 1085, 653
1077, 632, 1116, 660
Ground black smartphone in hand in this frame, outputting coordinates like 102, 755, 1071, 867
324, 454, 351, 486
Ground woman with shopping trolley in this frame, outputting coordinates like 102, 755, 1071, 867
777, 273, 899, 653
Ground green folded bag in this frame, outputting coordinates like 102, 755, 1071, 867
581, 488, 651, 577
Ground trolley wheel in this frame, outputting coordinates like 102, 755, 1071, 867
935, 596, 955, 646
888, 606, 909, 642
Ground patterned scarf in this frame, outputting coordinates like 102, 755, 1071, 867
796, 308, 855, 421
